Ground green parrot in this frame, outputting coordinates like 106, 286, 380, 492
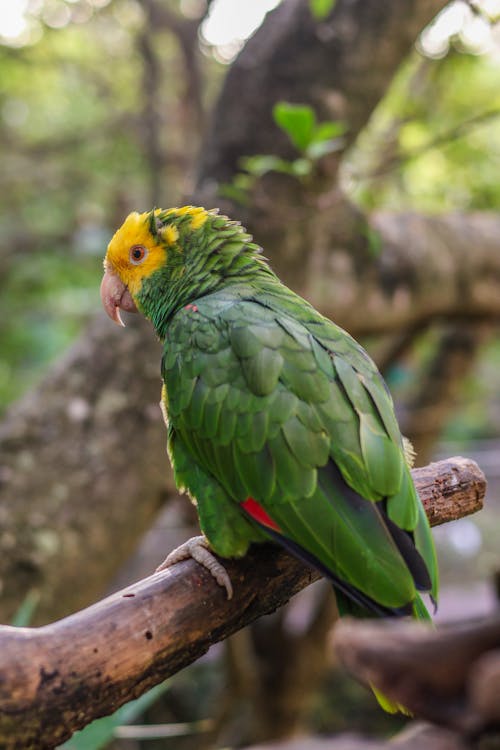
101, 205, 438, 632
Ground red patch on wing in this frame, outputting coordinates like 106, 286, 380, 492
185, 303, 198, 312
241, 497, 281, 532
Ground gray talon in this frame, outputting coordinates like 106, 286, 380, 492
157, 535, 233, 600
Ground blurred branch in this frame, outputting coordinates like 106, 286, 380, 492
334, 614, 500, 735
0, 457, 486, 748
359, 108, 500, 182
338, 211, 500, 337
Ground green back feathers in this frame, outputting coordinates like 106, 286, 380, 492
161, 281, 438, 614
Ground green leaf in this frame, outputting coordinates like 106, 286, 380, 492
273, 102, 316, 152
290, 158, 312, 176
305, 138, 345, 160
302, 120, 347, 160
10, 590, 40, 627
218, 182, 251, 206
60, 680, 170, 749
311, 120, 347, 142
240, 154, 295, 176
309, 0, 336, 20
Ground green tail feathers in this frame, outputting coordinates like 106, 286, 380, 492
412, 592, 433, 622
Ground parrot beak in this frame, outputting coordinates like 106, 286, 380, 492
100, 267, 138, 327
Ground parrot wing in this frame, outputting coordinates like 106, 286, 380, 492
162, 287, 438, 616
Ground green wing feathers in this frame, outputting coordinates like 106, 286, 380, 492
162, 285, 439, 618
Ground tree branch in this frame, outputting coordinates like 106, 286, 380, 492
360, 107, 500, 182
334, 614, 500, 736
296, 210, 500, 337
0, 457, 486, 749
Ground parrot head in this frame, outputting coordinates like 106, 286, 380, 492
101, 206, 211, 327
101, 205, 271, 335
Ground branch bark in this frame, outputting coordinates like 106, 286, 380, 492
0, 458, 486, 749
334, 615, 500, 735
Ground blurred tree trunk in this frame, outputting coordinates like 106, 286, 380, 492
0, 0, 496, 639
0, 314, 169, 623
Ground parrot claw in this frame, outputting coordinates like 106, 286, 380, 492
156, 535, 233, 600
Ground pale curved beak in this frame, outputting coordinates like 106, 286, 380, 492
100, 268, 138, 327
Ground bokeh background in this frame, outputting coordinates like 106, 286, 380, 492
1, 0, 499, 747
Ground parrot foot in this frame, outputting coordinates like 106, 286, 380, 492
156, 535, 233, 600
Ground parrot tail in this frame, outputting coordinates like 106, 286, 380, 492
241, 492, 434, 716
240, 497, 413, 618
412, 592, 433, 621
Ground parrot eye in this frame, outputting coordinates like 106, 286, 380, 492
129, 245, 148, 265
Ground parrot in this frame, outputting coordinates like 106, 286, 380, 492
100, 206, 438, 646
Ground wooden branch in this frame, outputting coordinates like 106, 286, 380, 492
409, 456, 486, 526
0, 458, 485, 749
333, 615, 500, 736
